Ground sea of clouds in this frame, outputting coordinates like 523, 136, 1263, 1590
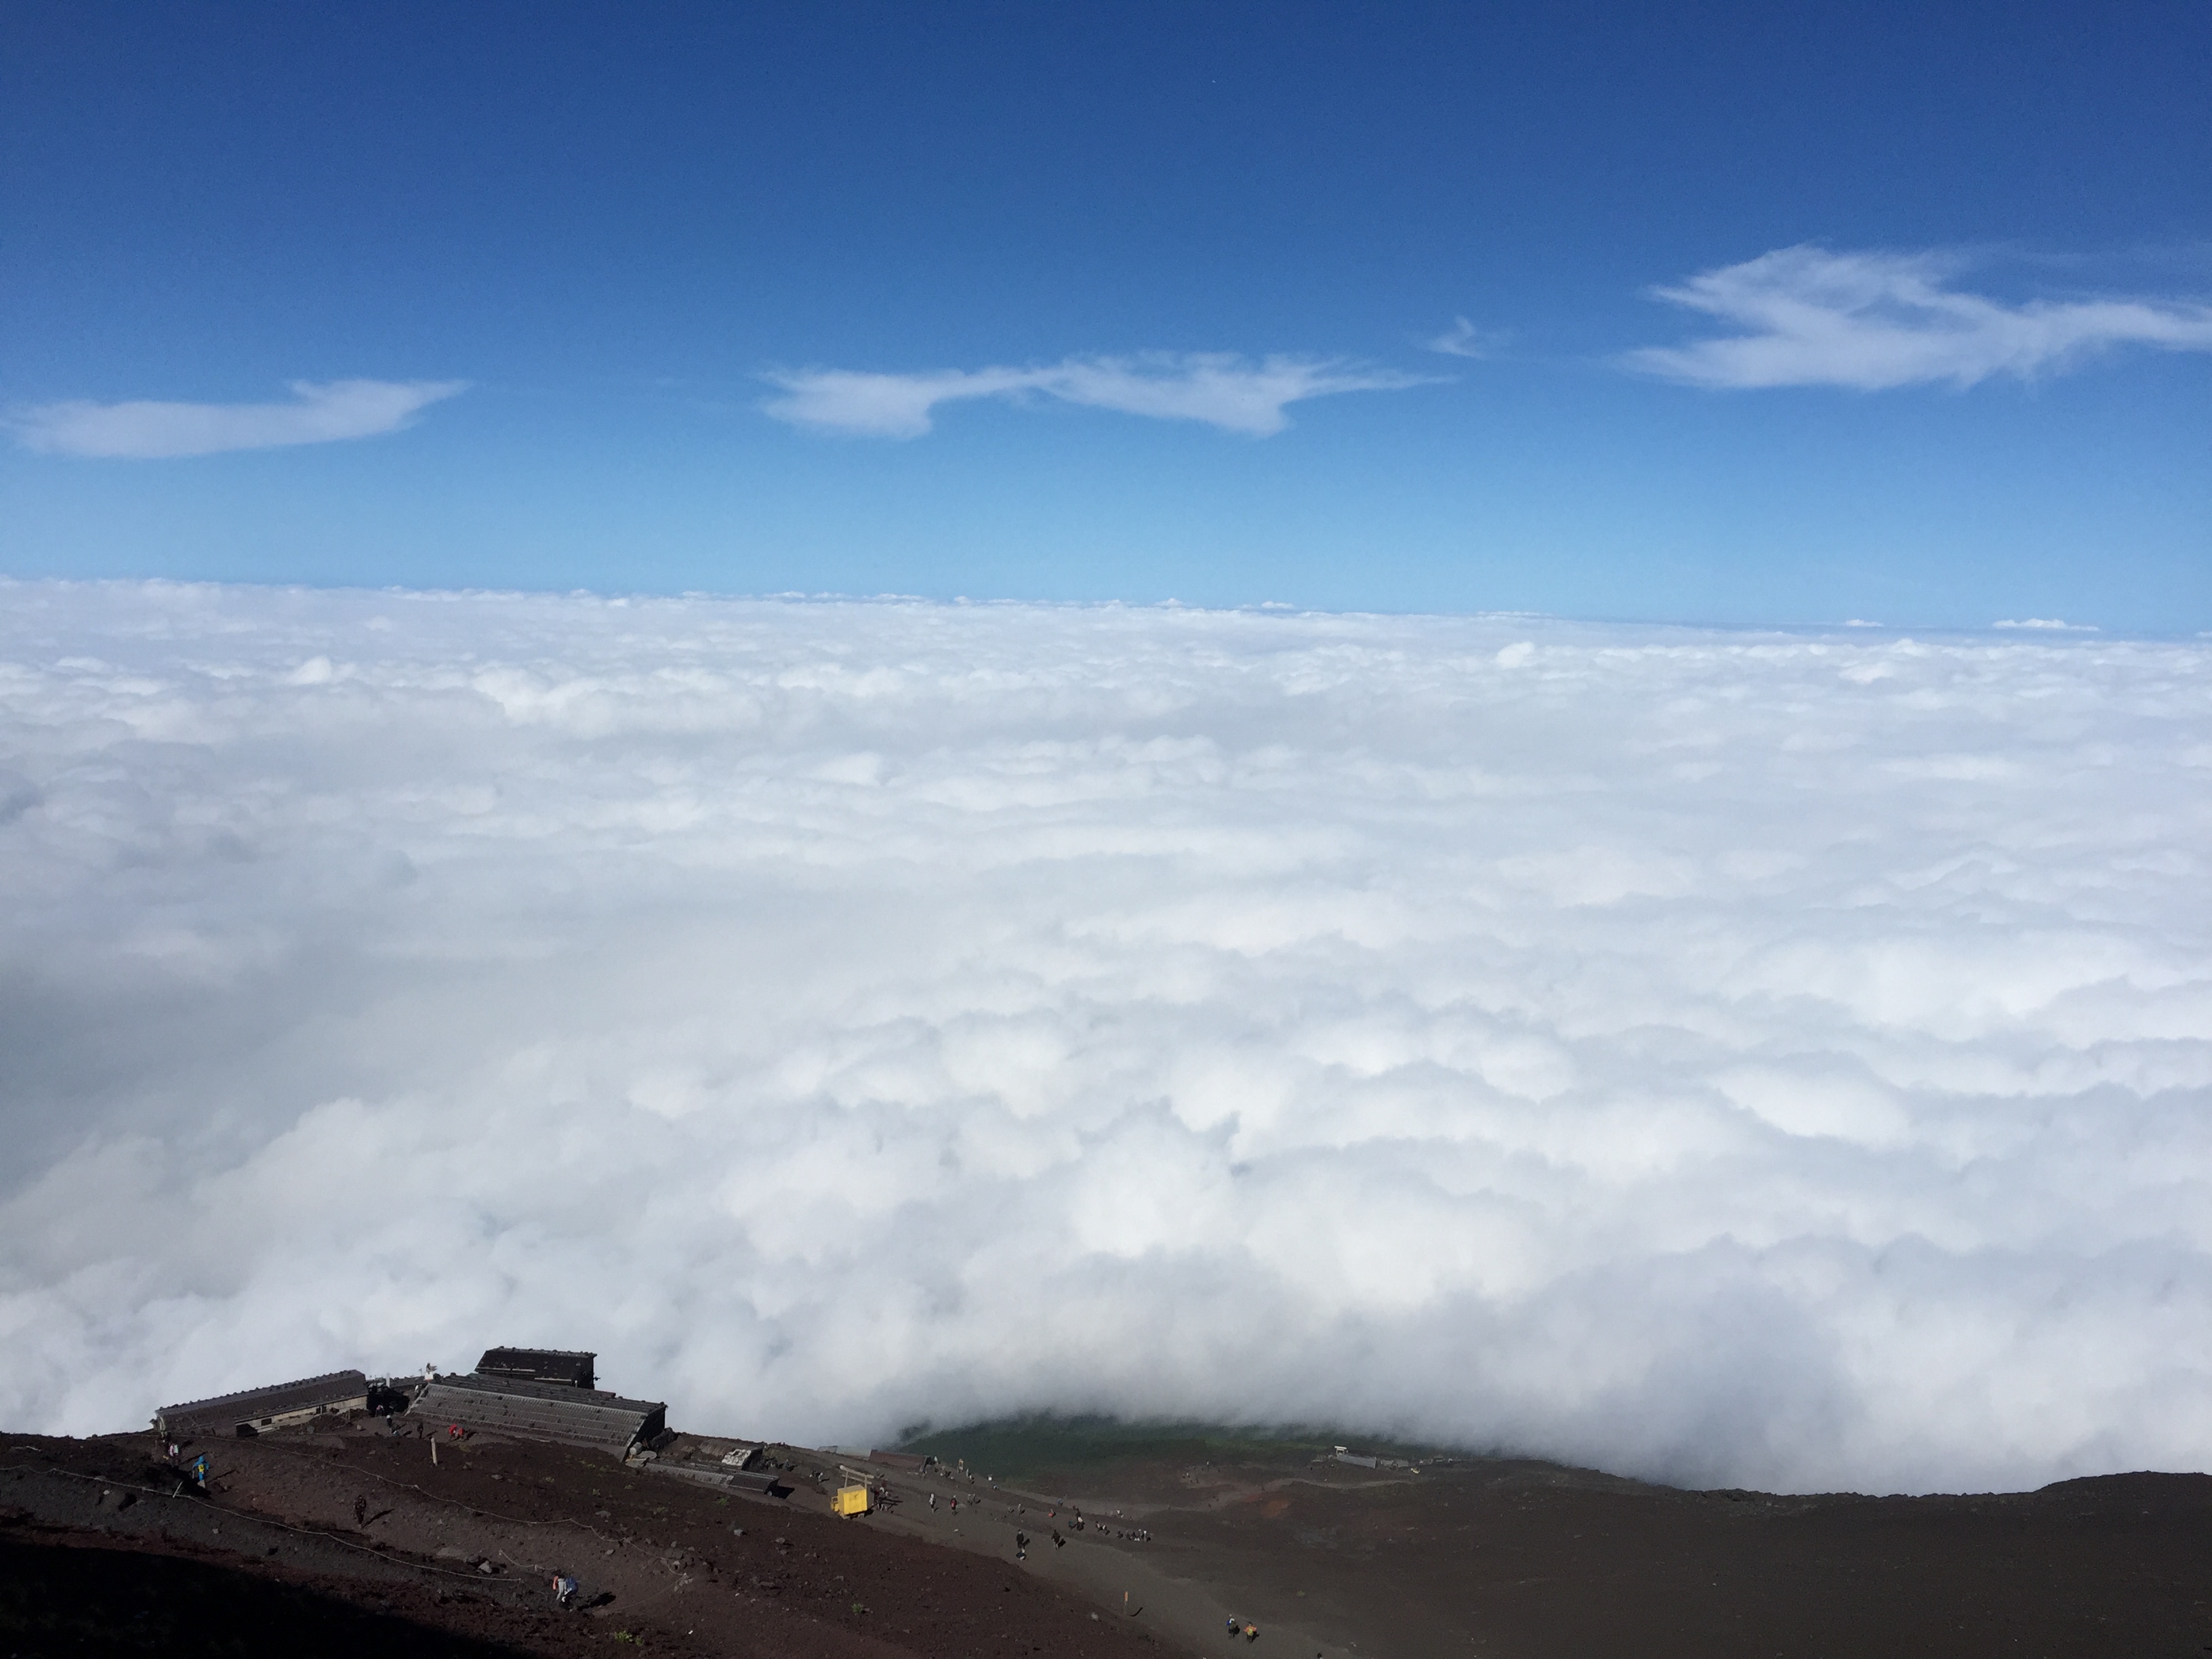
1, 580, 2207, 1495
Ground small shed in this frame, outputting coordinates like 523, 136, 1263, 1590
475, 1347, 597, 1390
416, 1372, 665, 1457
154, 1370, 371, 1439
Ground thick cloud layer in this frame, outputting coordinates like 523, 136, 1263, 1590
1, 582, 2207, 1495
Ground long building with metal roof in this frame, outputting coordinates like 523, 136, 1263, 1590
415, 1372, 665, 1456
154, 1371, 370, 1439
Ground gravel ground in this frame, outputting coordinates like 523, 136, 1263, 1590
1, 1427, 1188, 1659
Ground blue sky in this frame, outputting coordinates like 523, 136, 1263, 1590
3, 0, 2207, 628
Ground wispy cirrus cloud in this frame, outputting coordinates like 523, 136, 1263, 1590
760, 352, 1431, 437
10, 378, 470, 458
1622, 245, 2212, 390
1424, 316, 1511, 359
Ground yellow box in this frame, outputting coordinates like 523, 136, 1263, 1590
832, 1483, 871, 1517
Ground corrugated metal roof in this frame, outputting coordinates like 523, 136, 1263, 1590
649, 1462, 785, 1494
417, 1374, 665, 1455
435, 1373, 658, 1410
155, 1371, 369, 1434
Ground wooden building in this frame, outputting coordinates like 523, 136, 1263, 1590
415, 1371, 665, 1457
154, 1370, 370, 1439
474, 1347, 597, 1389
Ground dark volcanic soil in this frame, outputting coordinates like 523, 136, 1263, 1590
1, 1534, 562, 1658
1172, 1459, 2212, 1658
8, 1417, 2211, 1658
1, 1427, 1187, 1659
905, 1425, 2212, 1658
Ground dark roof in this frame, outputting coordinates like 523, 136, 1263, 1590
436, 1372, 656, 1408
418, 1372, 665, 1455
155, 1371, 369, 1433
475, 1347, 596, 1389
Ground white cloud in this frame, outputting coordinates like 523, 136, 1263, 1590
1622, 245, 2212, 390
9, 379, 470, 458
0, 583, 2207, 1496
760, 352, 1429, 437
1425, 316, 1509, 359
1994, 618, 2098, 632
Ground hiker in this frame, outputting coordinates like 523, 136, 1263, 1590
552, 1574, 578, 1609
354, 1496, 368, 1526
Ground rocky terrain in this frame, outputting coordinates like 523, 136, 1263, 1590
0, 1422, 1185, 1659
7, 1416, 2210, 1657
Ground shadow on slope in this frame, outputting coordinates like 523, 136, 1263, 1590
0, 1537, 555, 1659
